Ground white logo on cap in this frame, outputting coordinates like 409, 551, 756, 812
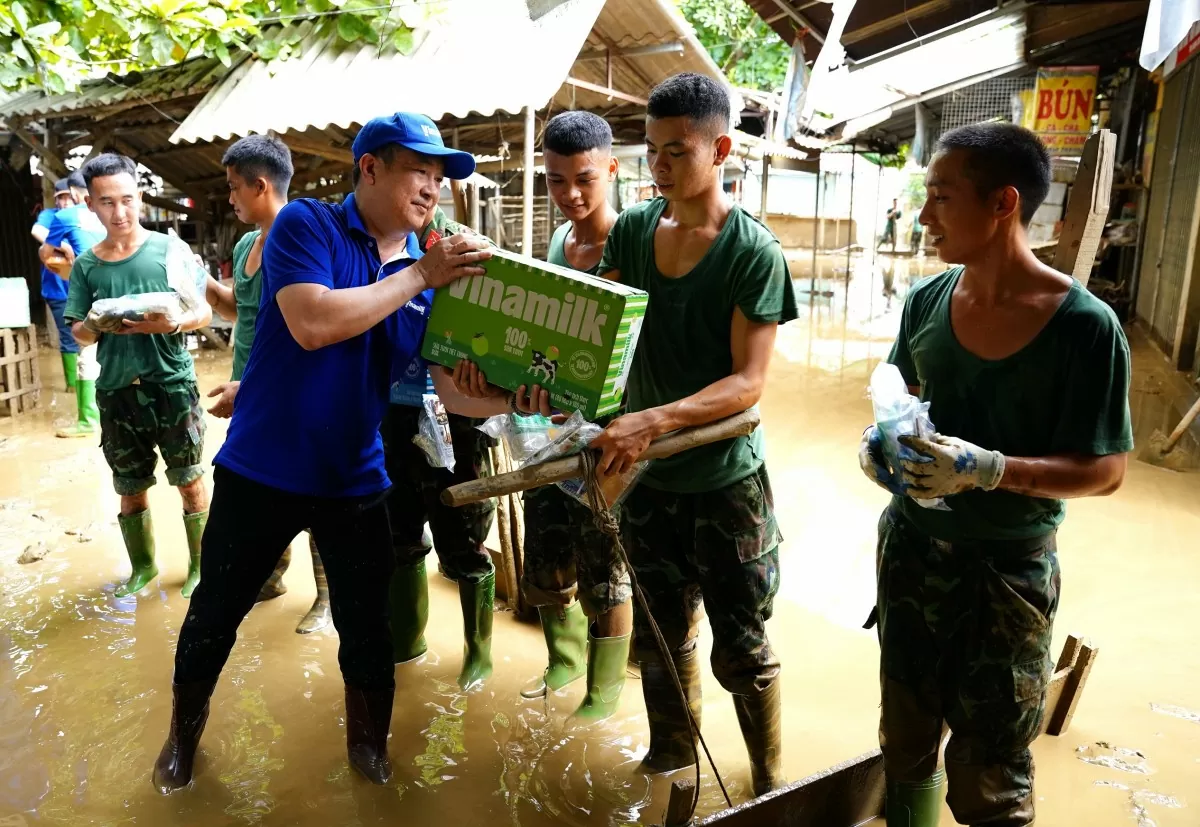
421, 125, 439, 138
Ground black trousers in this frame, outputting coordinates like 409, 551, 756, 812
174, 465, 396, 690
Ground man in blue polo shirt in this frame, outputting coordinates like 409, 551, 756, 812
31, 177, 76, 392
153, 111, 549, 794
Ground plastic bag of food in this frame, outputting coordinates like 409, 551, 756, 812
85, 292, 193, 333
412, 394, 455, 471
869, 362, 949, 511
478, 412, 648, 508
164, 230, 206, 314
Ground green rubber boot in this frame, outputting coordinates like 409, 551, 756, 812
389, 559, 430, 663
570, 626, 631, 724
181, 511, 206, 599
61, 352, 78, 393
115, 510, 159, 597
56, 379, 99, 438
521, 602, 589, 699
886, 770, 946, 827
638, 647, 702, 774
457, 571, 495, 691
733, 677, 785, 796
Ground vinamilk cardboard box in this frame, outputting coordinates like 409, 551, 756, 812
420, 249, 648, 419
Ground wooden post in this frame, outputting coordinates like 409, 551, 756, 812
760, 155, 770, 221
522, 106, 536, 255
1045, 639, 1099, 736
1052, 129, 1116, 285
663, 778, 696, 827
1170, 161, 1200, 371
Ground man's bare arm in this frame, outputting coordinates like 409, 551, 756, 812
71, 320, 98, 346
998, 453, 1127, 498
206, 276, 237, 322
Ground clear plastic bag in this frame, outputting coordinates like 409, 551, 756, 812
869, 362, 949, 510
85, 292, 193, 333
478, 412, 648, 508
412, 394, 456, 471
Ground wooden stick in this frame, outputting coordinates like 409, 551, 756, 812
441, 409, 761, 507
663, 778, 697, 827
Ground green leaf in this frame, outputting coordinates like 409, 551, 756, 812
335, 12, 368, 42
256, 37, 280, 58
279, 0, 297, 17
11, 1, 29, 34
391, 24, 412, 55
150, 28, 174, 63
214, 38, 231, 65
26, 21, 61, 39
284, 26, 304, 44
11, 37, 33, 64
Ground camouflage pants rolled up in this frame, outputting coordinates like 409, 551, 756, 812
620, 465, 782, 693
97, 380, 206, 495
381, 405, 496, 582
522, 484, 631, 616
876, 507, 1060, 826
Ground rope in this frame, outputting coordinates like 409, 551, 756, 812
578, 451, 733, 821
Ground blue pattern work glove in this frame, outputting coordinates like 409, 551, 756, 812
858, 425, 912, 497
898, 434, 1006, 498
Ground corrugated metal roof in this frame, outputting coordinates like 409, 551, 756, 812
171, 0, 608, 145
0, 58, 229, 123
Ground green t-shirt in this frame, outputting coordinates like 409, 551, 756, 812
889, 267, 1134, 542
598, 197, 798, 493
547, 222, 600, 275
64, 232, 200, 392
230, 229, 263, 381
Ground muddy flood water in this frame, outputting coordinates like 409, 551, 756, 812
2, 255, 1198, 826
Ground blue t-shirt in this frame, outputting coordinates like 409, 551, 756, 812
45, 204, 107, 297
35, 208, 65, 301
389, 289, 436, 407
215, 195, 429, 497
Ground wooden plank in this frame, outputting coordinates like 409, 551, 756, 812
26, 326, 40, 409
1169, 160, 1200, 371
1045, 641, 1099, 736
564, 77, 649, 106
1053, 633, 1083, 672
696, 750, 885, 827
1, 329, 16, 415
9, 124, 68, 177
664, 778, 697, 827
842, 0, 954, 46
1025, 3, 1149, 55
1052, 130, 1116, 285
281, 132, 353, 165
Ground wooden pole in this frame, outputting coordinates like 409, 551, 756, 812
1052, 129, 1115, 286
442, 410, 760, 507
522, 106, 535, 255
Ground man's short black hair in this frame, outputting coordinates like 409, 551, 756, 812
66, 171, 87, 190
544, 111, 612, 155
647, 72, 730, 133
80, 153, 138, 192
935, 122, 1051, 225
222, 134, 294, 195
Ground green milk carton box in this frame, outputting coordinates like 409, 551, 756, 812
421, 249, 648, 419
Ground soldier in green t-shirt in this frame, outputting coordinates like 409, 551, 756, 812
64, 153, 214, 599
514, 111, 633, 722
202, 135, 333, 634
590, 74, 798, 796
858, 123, 1133, 826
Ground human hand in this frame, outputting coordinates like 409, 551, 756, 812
898, 433, 1005, 498
118, 312, 179, 335
588, 410, 660, 477
451, 360, 504, 399
858, 425, 911, 496
513, 384, 552, 417
207, 381, 240, 418
412, 233, 492, 289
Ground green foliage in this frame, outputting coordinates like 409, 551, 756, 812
677, 0, 790, 92
0, 0, 426, 92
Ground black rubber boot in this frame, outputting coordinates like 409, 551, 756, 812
637, 647, 702, 774
345, 686, 394, 785
152, 679, 217, 794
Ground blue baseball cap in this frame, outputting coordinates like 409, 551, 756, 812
352, 112, 476, 180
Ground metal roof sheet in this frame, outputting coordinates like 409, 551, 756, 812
170, 0, 608, 145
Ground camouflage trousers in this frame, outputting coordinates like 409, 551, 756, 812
522, 483, 631, 616
876, 507, 1060, 826
97, 380, 206, 496
381, 405, 496, 583
620, 465, 782, 695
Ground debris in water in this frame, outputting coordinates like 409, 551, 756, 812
1150, 703, 1200, 724
31, 513, 45, 521
1075, 742, 1153, 774
17, 542, 51, 565
1130, 789, 1185, 827
1095, 780, 1131, 790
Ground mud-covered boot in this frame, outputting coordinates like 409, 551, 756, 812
256, 545, 291, 602
571, 626, 631, 723
521, 602, 588, 698
638, 647, 702, 773
296, 537, 332, 634
733, 677, 785, 796
886, 770, 946, 826
116, 509, 159, 597
389, 559, 430, 662
345, 686, 394, 785
56, 378, 99, 438
457, 570, 495, 691
181, 511, 206, 599
152, 679, 217, 794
